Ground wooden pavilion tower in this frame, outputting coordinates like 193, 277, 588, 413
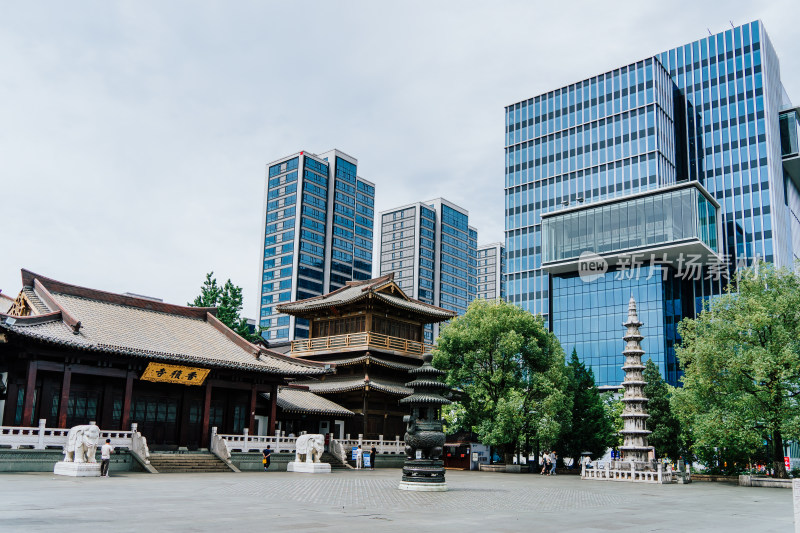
276, 274, 455, 439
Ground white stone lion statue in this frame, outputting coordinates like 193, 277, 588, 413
294, 434, 325, 464
63, 424, 101, 463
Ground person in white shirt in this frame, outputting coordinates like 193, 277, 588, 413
356, 445, 363, 469
100, 439, 114, 477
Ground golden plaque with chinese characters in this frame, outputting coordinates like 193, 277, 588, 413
140, 362, 210, 386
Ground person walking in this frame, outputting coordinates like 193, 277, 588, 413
100, 438, 114, 477
262, 446, 272, 471
356, 445, 363, 469
370, 445, 377, 470
550, 451, 557, 476
540, 451, 550, 475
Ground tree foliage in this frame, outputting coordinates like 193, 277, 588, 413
673, 263, 800, 477
190, 272, 259, 342
642, 358, 682, 461
433, 299, 570, 463
556, 348, 615, 461
602, 391, 624, 449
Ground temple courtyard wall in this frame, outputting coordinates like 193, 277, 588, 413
0, 449, 145, 473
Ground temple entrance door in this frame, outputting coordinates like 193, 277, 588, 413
319, 420, 330, 436
334, 420, 344, 440
185, 399, 203, 449
131, 395, 180, 449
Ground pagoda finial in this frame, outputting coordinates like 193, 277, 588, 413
624, 295, 642, 327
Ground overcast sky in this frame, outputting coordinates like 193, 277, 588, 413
2, 0, 798, 318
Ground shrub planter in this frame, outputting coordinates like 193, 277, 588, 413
690, 474, 739, 483
479, 464, 507, 473
739, 475, 792, 489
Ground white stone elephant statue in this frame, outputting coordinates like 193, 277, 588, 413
294, 434, 325, 464
63, 424, 100, 463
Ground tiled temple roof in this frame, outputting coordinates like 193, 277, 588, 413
262, 387, 354, 417
294, 375, 412, 396
277, 274, 455, 322
327, 354, 419, 371
0, 270, 332, 377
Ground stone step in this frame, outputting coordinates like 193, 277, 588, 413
149, 453, 231, 474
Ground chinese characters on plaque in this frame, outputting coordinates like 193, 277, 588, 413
140, 363, 210, 386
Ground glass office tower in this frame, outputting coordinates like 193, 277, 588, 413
260, 149, 375, 342
477, 242, 506, 300
505, 21, 799, 386
379, 198, 477, 343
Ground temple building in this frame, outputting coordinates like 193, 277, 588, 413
276, 273, 456, 439
262, 385, 354, 437
0, 270, 333, 449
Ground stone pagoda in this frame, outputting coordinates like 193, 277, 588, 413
618, 295, 652, 463
398, 353, 450, 492
581, 296, 673, 483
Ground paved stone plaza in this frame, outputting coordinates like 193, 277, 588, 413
0, 470, 793, 532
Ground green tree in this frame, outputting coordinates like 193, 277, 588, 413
190, 272, 259, 342
673, 263, 800, 478
642, 358, 681, 461
441, 403, 468, 435
602, 391, 624, 449
556, 348, 615, 462
433, 299, 570, 464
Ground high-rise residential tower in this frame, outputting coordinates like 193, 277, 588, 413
259, 149, 375, 342
505, 21, 798, 386
379, 198, 477, 343
476, 242, 506, 300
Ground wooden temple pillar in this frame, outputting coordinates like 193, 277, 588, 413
268, 383, 278, 436
363, 388, 369, 436
2, 379, 18, 425
22, 360, 37, 426
201, 381, 213, 447
120, 371, 134, 430
248, 384, 258, 434
56, 366, 72, 428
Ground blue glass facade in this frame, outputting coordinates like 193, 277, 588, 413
261, 150, 375, 341
552, 265, 692, 386
505, 21, 798, 386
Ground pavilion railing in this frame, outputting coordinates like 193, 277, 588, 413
0, 419, 151, 464
290, 332, 431, 356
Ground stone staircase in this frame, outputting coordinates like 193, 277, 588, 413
148, 451, 233, 473
322, 451, 351, 470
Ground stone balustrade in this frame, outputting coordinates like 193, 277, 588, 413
581, 461, 673, 484
0, 420, 151, 465
215, 430, 405, 459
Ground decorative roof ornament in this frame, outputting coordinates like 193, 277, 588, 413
619, 295, 652, 463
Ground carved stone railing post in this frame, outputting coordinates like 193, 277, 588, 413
242, 428, 249, 452
36, 419, 46, 450
130, 423, 151, 465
